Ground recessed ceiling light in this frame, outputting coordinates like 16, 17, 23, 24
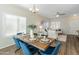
73, 14, 77, 16
56, 15, 59, 17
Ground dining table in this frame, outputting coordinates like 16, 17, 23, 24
16, 34, 56, 51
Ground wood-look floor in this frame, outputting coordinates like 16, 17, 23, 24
0, 35, 79, 55
66, 35, 79, 55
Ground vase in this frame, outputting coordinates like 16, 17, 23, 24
29, 29, 34, 40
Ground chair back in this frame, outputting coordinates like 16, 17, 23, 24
13, 37, 21, 48
17, 32, 22, 35
19, 40, 31, 55
52, 41, 61, 55
13, 32, 22, 48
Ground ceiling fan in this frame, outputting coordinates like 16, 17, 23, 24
55, 12, 66, 17
56, 12, 66, 15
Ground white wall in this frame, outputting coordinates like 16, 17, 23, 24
0, 4, 46, 49
65, 16, 79, 35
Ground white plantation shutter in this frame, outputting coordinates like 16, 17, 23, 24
4, 14, 26, 36
4, 14, 17, 36
18, 17, 26, 34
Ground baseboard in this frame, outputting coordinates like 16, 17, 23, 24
67, 34, 78, 36
0, 43, 15, 49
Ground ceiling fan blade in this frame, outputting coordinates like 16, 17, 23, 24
56, 12, 66, 15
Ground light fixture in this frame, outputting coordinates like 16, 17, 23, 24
29, 4, 39, 13
39, 25, 43, 29
73, 14, 77, 16
56, 14, 59, 17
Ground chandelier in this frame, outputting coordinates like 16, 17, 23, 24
29, 4, 39, 13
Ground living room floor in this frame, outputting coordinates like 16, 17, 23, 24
66, 35, 79, 55
0, 35, 79, 55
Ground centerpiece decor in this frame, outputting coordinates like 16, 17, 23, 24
28, 24, 37, 40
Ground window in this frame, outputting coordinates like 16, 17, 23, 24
3, 14, 26, 36
17, 17, 26, 34
50, 22, 60, 30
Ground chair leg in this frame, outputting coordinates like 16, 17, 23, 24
15, 48, 20, 53
37, 50, 41, 55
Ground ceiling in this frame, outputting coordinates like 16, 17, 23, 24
17, 4, 79, 18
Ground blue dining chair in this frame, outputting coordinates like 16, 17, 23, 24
13, 37, 21, 49
17, 32, 23, 35
13, 33, 23, 53
39, 40, 61, 55
19, 40, 38, 55
13, 37, 21, 53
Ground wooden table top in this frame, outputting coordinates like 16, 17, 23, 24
16, 34, 55, 51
